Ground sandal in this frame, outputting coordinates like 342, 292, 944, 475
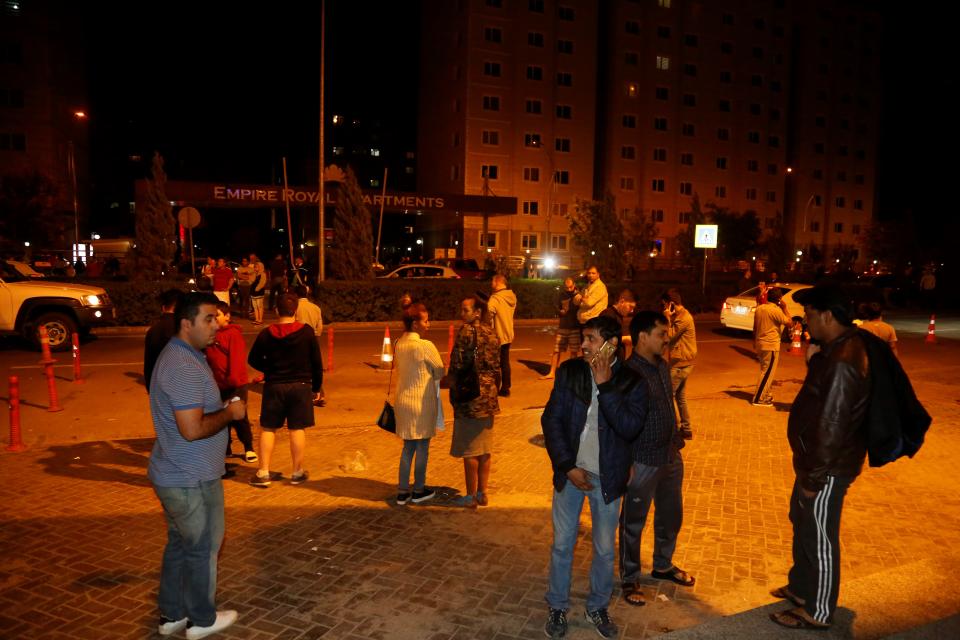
770, 586, 805, 607
769, 608, 830, 631
651, 567, 695, 587
621, 584, 645, 607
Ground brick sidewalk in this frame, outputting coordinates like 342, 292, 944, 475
2, 379, 959, 638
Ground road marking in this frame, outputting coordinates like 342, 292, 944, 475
10, 362, 142, 369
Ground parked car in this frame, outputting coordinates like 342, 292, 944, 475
1, 260, 115, 351
719, 283, 810, 332
427, 257, 487, 279
377, 264, 460, 279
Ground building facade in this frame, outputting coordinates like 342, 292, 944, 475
418, 0, 881, 270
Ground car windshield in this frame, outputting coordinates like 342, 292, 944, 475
2, 261, 43, 281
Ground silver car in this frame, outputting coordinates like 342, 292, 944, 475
719, 283, 810, 332
378, 264, 460, 279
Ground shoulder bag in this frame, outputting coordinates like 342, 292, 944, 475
376, 360, 396, 433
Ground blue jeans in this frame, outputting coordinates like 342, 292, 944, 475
545, 472, 622, 611
153, 480, 225, 627
398, 438, 430, 492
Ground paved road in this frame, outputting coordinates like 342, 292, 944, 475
1, 315, 958, 639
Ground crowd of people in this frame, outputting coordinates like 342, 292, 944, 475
139, 263, 913, 639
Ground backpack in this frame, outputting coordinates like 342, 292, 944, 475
859, 329, 932, 467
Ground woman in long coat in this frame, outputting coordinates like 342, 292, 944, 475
448, 295, 500, 508
393, 303, 445, 505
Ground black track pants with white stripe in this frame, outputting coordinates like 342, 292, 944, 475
787, 475, 852, 625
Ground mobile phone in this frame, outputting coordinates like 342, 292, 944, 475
591, 340, 617, 365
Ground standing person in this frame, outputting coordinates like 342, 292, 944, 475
540, 278, 580, 380
769, 284, 870, 631
247, 293, 323, 488
236, 257, 254, 320
619, 310, 695, 608
200, 258, 215, 291
447, 296, 500, 508
268, 254, 288, 312
144, 288, 185, 391
249, 261, 267, 325
752, 287, 793, 407
601, 289, 636, 360
574, 265, 608, 327
487, 274, 517, 397
919, 268, 936, 310
541, 315, 646, 639
148, 291, 244, 639
393, 303, 445, 505
290, 256, 309, 288
211, 259, 234, 306
294, 285, 326, 407
858, 302, 898, 358
205, 301, 256, 463
661, 290, 697, 439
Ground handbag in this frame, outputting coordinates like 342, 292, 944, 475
376, 357, 397, 433
450, 326, 481, 404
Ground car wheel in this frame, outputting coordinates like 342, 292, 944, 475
31, 312, 77, 352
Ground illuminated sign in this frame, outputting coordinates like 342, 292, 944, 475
694, 224, 718, 249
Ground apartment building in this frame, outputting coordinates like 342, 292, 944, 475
418, 0, 882, 267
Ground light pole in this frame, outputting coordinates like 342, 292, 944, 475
68, 111, 87, 259
532, 139, 556, 261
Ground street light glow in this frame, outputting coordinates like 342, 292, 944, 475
74, 111, 87, 119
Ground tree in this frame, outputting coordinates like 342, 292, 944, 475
675, 195, 761, 264
0, 170, 65, 254
565, 192, 627, 279
760, 212, 792, 274
327, 166, 374, 280
128, 152, 176, 279
621, 207, 659, 275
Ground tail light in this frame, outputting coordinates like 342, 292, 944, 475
721, 302, 730, 311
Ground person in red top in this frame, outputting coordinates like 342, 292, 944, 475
212, 259, 235, 306
205, 301, 257, 462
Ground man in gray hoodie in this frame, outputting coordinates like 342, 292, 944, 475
488, 275, 517, 397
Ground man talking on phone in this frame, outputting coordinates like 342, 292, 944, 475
619, 310, 695, 608
541, 315, 647, 639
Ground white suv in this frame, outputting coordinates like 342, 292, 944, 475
0, 260, 116, 351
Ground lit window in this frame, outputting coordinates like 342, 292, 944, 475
332, 114, 343, 124
370, 148, 380, 157
627, 83, 640, 98
524, 132, 542, 147
656, 55, 670, 70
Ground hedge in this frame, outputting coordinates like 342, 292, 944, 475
84, 273, 743, 326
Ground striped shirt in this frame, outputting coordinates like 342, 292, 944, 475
148, 337, 227, 487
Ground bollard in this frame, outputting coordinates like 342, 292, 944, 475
327, 326, 334, 372
43, 360, 63, 412
926, 314, 937, 344
72, 332, 85, 384
38, 325, 54, 365
6, 376, 26, 452
788, 322, 803, 356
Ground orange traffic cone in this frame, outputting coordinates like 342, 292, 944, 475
788, 321, 803, 356
926, 314, 937, 344
380, 326, 394, 369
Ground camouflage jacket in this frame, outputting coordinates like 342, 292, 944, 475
450, 319, 501, 418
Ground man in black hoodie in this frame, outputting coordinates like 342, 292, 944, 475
143, 288, 185, 391
247, 293, 323, 488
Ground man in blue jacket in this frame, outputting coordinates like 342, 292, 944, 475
541, 315, 647, 639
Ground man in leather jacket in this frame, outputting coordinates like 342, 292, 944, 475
541, 315, 646, 639
770, 284, 870, 631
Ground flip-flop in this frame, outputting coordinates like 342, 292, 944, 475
651, 567, 695, 587
621, 584, 645, 607
769, 609, 830, 631
770, 586, 806, 607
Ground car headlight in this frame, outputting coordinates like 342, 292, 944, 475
83, 294, 107, 306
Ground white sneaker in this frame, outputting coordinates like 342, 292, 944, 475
185, 610, 238, 639
158, 616, 188, 635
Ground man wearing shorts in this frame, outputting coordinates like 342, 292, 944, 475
247, 293, 323, 487
541, 278, 581, 380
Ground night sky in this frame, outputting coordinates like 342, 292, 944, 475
80, 2, 954, 242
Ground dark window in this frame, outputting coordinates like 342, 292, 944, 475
484, 27, 502, 43
526, 65, 543, 80
684, 34, 698, 47
626, 21, 640, 35
557, 39, 574, 54
624, 51, 639, 65
657, 25, 671, 38
655, 87, 669, 100
555, 138, 571, 152
556, 72, 573, 86
528, 31, 544, 47
653, 117, 668, 131
556, 104, 572, 119
558, 6, 574, 20
525, 99, 542, 114
682, 94, 696, 107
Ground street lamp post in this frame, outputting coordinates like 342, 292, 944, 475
68, 111, 87, 259
533, 139, 556, 261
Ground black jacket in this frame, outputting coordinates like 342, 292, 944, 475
144, 313, 177, 391
247, 322, 323, 392
541, 358, 646, 503
788, 328, 870, 491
